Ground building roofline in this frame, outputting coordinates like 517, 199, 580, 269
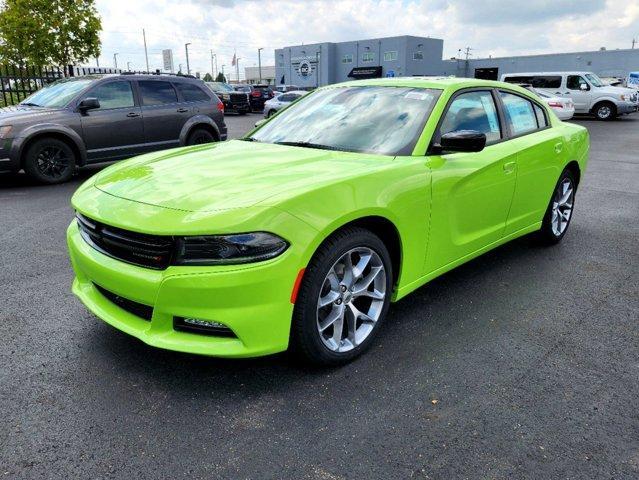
470, 47, 638, 62
276, 35, 443, 51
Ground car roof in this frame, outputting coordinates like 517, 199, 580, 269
79, 73, 203, 83
501, 72, 593, 76
329, 76, 514, 90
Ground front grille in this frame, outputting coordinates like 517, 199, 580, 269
77, 214, 174, 270
230, 93, 248, 105
94, 284, 153, 321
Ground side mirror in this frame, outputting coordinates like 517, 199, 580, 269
579, 83, 589, 91
78, 97, 100, 111
436, 130, 487, 154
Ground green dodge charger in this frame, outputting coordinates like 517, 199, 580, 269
67, 77, 589, 365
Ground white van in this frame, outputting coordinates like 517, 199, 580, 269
501, 71, 638, 120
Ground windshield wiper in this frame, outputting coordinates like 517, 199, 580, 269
241, 137, 259, 142
273, 141, 343, 151
20, 102, 41, 107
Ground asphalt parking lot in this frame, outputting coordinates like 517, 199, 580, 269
1, 113, 638, 479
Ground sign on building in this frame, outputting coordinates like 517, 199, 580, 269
162, 49, 174, 72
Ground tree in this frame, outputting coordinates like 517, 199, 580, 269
0, 0, 102, 66
215, 72, 226, 83
203, 72, 213, 82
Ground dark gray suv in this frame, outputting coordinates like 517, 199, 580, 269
0, 74, 227, 184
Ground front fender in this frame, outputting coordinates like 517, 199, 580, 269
590, 95, 621, 110
179, 115, 220, 145
12, 123, 87, 166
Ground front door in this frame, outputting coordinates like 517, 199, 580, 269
79, 80, 145, 162
425, 89, 517, 273
565, 75, 591, 113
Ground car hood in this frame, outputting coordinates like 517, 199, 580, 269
93, 140, 393, 212
597, 85, 635, 96
0, 105, 63, 123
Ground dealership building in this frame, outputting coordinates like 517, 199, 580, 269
274, 35, 639, 88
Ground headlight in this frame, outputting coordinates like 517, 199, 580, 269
174, 232, 288, 265
221, 93, 230, 100
0, 125, 13, 138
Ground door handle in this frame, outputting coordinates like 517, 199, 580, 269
177, 107, 189, 113
503, 161, 516, 174
554, 142, 563, 154
126, 112, 140, 117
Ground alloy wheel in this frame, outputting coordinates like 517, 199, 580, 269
36, 146, 70, 179
316, 247, 387, 353
597, 105, 612, 119
551, 177, 574, 236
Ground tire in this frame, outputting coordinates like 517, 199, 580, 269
536, 168, 577, 245
290, 227, 393, 366
23, 137, 76, 184
594, 101, 616, 121
267, 109, 276, 118
186, 127, 216, 146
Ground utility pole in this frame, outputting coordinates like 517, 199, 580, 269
127, 61, 132, 71
633, 37, 637, 49
185, 43, 192, 75
463, 46, 473, 60
236, 57, 241, 83
258, 47, 263, 83
210, 50, 215, 78
113, 53, 119, 69
143, 29, 150, 72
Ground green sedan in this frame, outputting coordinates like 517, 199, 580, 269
67, 77, 589, 365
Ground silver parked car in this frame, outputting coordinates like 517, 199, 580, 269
263, 90, 308, 118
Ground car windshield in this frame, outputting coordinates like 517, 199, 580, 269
208, 82, 234, 92
585, 74, 604, 87
20, 77, 94, 108
249, 86, 441, 156
235, 85, 251, 92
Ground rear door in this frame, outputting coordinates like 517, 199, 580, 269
498, 90, 566, 235
175, 81, 215, 117
137, 80, 189, 150
425, 89, 517, 272
78, 80, 145, 161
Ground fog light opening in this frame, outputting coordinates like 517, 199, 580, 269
173, 317, 236, 337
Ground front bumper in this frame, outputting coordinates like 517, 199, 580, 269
67, 221, 301, 357
617, 101, 638, 114
0, 138, 16, 173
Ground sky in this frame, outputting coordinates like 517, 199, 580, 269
92, 0, 639, 79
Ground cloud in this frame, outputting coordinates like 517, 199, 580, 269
91, 0, 636, 77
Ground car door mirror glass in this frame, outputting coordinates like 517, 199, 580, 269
78, 97, 100, 111
439, 130, 486, 153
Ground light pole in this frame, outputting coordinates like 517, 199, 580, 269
185, 43, 192, 75
210, 50, 216, 79
221, 64, 226, 81
236, 57, 241, 83
113, 53, 119, 69
257, 47, 263, 84
178, 63, 183, 74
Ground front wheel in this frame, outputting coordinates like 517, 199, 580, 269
23, 137, 76, 184
290, 227, 393, 366
537, 168, 576, 245
594, 102, 616, 121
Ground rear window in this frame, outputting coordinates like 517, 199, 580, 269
176, 83, 210, 102
138, 81, 178, 106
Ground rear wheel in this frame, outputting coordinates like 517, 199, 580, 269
23, 137, 76, 184
594, 101, 616, 121
186, 127, 216, 145
290, 227, 392, 366
537, 168, 576, 245
267, 109, 277, 118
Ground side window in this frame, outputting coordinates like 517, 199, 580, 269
440, 90, 501, 143
533, 103, 548, 128
138, 81, 178, 106
176, 83, 210, 102
279, 93, 294, 102
85, 81, 134, 109
567, 75, 588, 91
531, 76, 562, 89
499, 91, 538, 135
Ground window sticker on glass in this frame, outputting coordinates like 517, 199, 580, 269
404, 91, 432, 101
480, 96, 499, 132
500, 92, 537, 135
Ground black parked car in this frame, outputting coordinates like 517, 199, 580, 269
0, 74, 227, 184
235, 84, 274, 112
206, 82, 250, 114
